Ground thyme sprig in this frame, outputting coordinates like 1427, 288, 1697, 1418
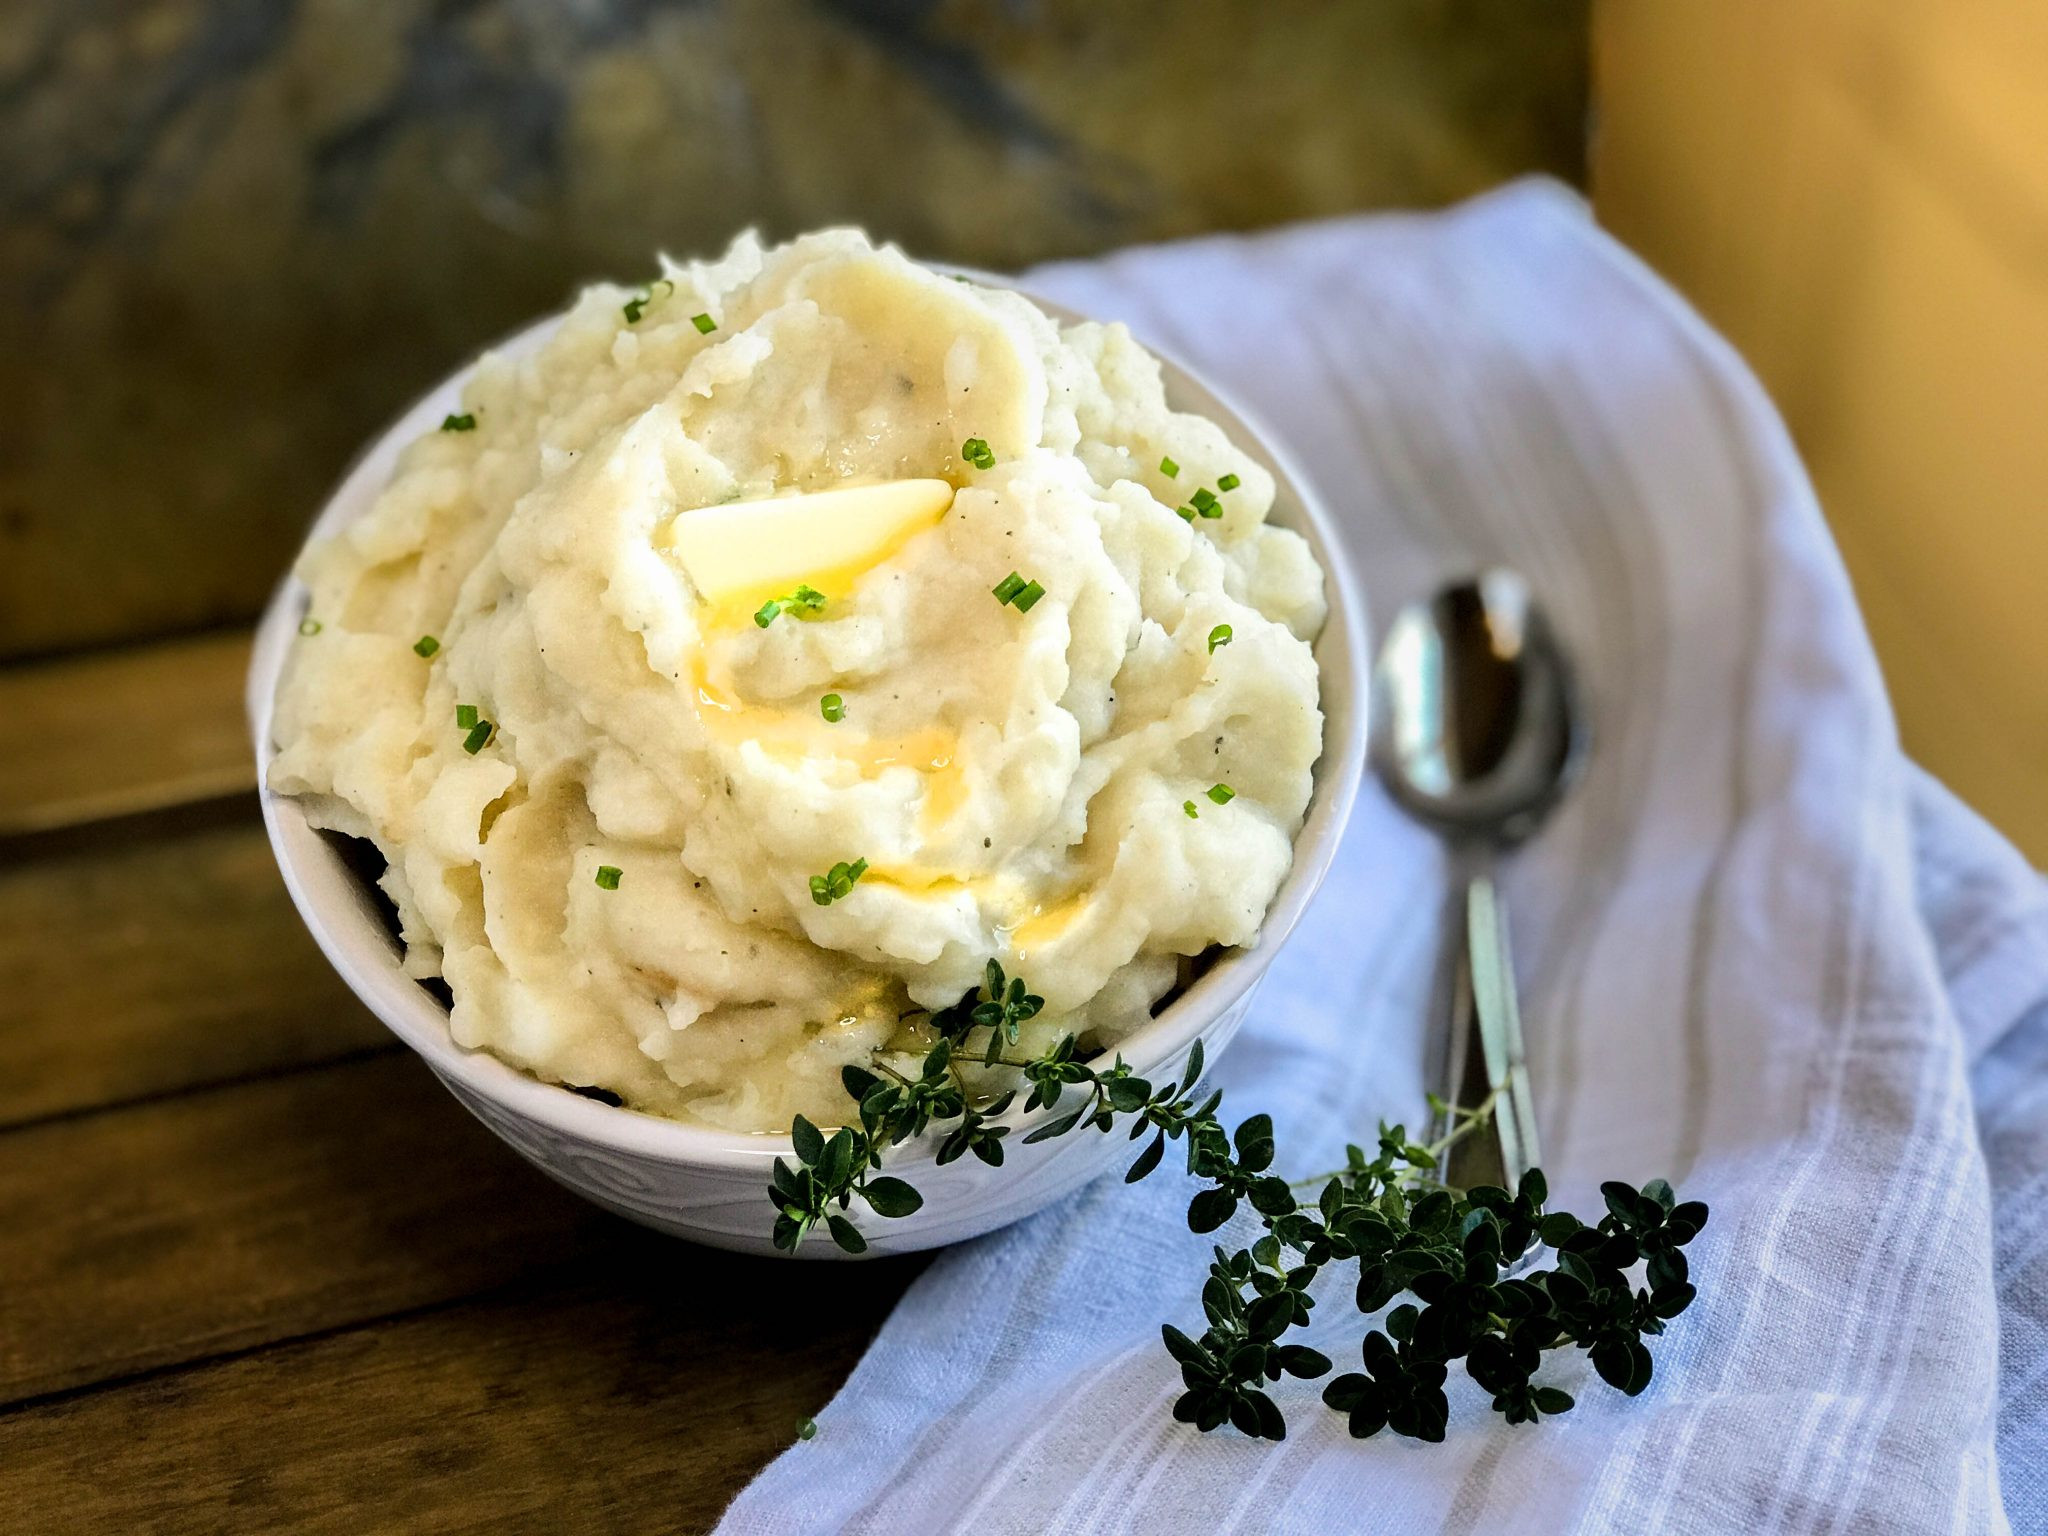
768, 962, 1707, 1444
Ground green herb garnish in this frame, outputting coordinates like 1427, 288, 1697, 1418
595, 865, 622, 890
766, 964, 1708, 1448
1178, 505, 1198, 522
1184, 800, 1200, 819
755, 585, 828, 628
1218, 472, 1241, 492
1191, 487, 1223, 519
413, 635, 440, 658
455, 703, 479, 730
796, 1417, 818, 1441
1208, 624, 1233, 654
809, 858, 869, 906
1160, 455, 1180, 477
460, 718, 495, 754
692, 312, 717, 334
440, 413, 476, 432
994, 573, 1045, 612
299, 617, 322, 637
622, 278, 673, 324
1207, 783, 1235, 804
820, 693, 846, 723
932, 959, 1046, 1065
961, 437, 996, 471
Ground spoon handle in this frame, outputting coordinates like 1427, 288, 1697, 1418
1465, 873, 1542, 1185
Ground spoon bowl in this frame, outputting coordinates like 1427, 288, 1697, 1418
1371, 569, 1584, 846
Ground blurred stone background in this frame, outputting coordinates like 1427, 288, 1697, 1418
0, 0, 1588, 660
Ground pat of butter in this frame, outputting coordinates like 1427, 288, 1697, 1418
668, 478, 954, 622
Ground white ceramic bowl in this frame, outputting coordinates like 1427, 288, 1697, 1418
251, 292, 1368, 1257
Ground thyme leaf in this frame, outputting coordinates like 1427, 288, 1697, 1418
767, 963, 1707, 1445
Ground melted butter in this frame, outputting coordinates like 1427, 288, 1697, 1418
916, 754, 970, 830
690, 659, 968, 829
691, 548, 906, 630
863, 863, 983, 896
1008, 894, 1090, 961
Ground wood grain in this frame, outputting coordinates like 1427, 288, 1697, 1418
0, 1247, 914, 1535
0, 631, 255, 838
0, 816, 388, 1129
0, 1053, 635, 1404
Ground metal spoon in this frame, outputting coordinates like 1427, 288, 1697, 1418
1371, 570, 1586, 1193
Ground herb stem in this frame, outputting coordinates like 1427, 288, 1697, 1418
766, 965, 1706, 1449
1287, 1086, 1505, 1191
870, 1059, 918, 1089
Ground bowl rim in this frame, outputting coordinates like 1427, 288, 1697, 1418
250, 278, 1368, 1174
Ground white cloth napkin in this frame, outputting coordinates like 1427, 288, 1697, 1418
717, 180, 2048, 1535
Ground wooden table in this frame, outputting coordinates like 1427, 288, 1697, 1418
0, 631, 921, 1532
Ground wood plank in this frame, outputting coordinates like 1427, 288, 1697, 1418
0, 1053, 635, 1404
0, 1280, 897, 1533
0, 816, 389, 1129
0, 1251, 914, 1535
0, 631, 256, 837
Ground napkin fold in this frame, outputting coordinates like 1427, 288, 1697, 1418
718, 180, 2048, 1535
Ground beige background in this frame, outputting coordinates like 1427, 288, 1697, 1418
1595, 0, 2047, 860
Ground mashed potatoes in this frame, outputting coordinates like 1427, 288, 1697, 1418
269, 230, 1326, 1132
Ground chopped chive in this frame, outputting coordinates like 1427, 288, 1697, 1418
1207, 783, 1235, 804
440, 413, 476, 432
961, 437, 995, 471
692, 312, 717, 334
756, 585, 828, 627
1207, 624, 1232, 654
1183, 800, 1199, 819
298, 617, 322, 637
595, 864, 622, 890
413, 635, 440, 658
1218, 472, 1241, 492
456, 703, 479, 730
993, 572, 1045, 612
461, 718, 495, 755
1191, 487, 1222, 519
796, 1417, 818, 1441
623, 279, 673, 324
810, 857, 869, 906
1159, 455, 1179, 477
1177, 505, 1197, 522
820, 693, 845, 723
